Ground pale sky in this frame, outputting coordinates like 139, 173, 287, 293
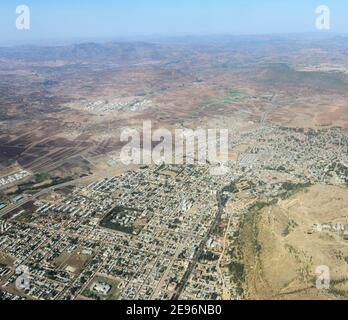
0, 0, 347, 45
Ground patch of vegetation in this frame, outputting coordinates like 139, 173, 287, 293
16, 210, 33, 223
201, 251, 219, 262
326, 279, 348, 298
306, 129, 320, 137
34, 173, 51, 183
282, 182, 311, 191
9, 175, 73, 196
224, 89, 241, 104
276, 165, 287, 172
279, 126, 305, 133
228, 261, 245, 282
222, 181, 238, 193
100, 206, 141, 235
250, 198, 278, 211
214, 63, 242, 69
280, 182, 312, 199
285, 245, 313, 282
282, 219, 298, 237
168, 218, 182, 230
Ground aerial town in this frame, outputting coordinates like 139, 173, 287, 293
2, 3, 348, 301
0, 124, 347, 300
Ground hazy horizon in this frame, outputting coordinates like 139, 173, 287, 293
1, 0, 347, 46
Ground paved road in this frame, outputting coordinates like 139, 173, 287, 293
0, 175, 99, 219
173, 188, 226, 300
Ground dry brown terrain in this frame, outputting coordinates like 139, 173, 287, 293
1, 36, 348, 181
242, 184, 348, 300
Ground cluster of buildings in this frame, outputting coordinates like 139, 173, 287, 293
313, 223, 348, 240
224, 126, 348, 199
0, 165, 230, 300
0, 170, 30, 189
0, 125, 347, 300
90, 281, 111, 296
85, 98, 152, 113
